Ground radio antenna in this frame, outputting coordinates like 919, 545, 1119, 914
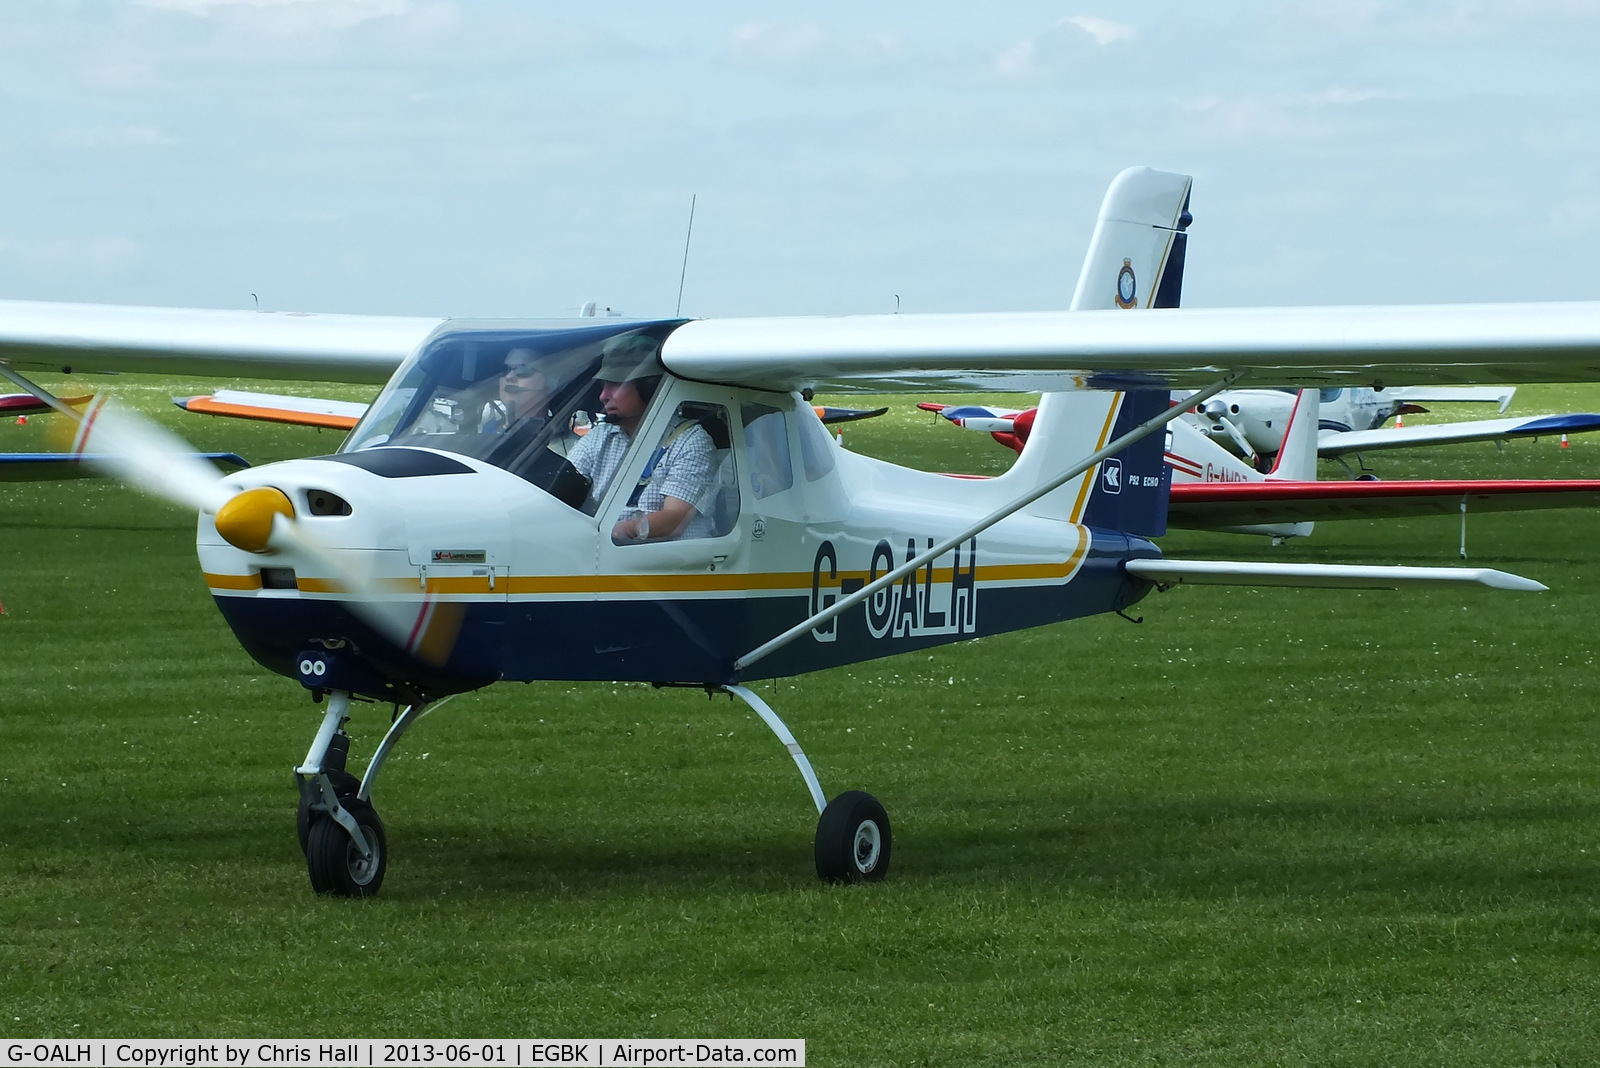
675, 194, 697, 317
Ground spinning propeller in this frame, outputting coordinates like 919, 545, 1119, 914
52, 395, 460, 666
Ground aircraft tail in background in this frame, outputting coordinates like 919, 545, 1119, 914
1266, 390, 1320, 480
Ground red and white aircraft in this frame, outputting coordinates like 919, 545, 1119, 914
927, 390, 1600, 546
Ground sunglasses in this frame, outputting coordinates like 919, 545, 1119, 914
503, 366, 538, 378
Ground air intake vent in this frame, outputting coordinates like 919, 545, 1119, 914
306, 489, 352, 516
260, 568, 298, 589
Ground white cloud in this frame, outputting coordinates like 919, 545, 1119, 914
993, 14, 1136, 78
1065, 16, 1136, 47
1177, 94, 1329, 141
140, 0, 412, 34
726, 20, 900, 70
993, 39, 1037, 79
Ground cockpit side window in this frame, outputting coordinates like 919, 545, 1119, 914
602, 401, 738, 544
741, 402, 794, 499
797, 404, 837, 482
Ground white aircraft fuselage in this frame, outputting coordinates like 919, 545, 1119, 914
199, 320, 1167, 702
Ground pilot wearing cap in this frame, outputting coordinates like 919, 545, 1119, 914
569, 333, 717, 543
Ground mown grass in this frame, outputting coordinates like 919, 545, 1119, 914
3, 377, 1600, 1063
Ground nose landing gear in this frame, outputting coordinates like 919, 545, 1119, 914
294, 686, 435, 897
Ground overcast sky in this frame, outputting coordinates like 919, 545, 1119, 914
2, 1, 1597, 321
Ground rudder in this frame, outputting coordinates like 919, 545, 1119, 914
1079, 390, 1172, 537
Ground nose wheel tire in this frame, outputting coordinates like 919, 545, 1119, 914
305, 797, 387, 897
815, 790, 891, 884
297, 768, 361, 854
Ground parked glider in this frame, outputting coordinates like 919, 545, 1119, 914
4, 166, 1600, 898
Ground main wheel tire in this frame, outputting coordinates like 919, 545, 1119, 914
297, 769, 361, 854
305, 796, 387, 897
815, 790, 891, 884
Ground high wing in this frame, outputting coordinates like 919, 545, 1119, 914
1317, 413, 1600, 455
1168, 478, 1600, 529
658, 303, 1600, 394
5, 299, 1600, 393
0, 299, 440, 383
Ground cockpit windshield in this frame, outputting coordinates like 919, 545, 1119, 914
343, 319, 682, 506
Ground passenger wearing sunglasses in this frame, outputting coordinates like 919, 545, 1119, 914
485, 348, 553, 433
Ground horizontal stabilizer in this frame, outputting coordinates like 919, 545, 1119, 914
1387, 385, 1515, 412
1125, 558, 1546, 592
815, 405, 888, 425
1319, 412, 1600, 455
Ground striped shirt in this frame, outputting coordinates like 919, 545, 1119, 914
569, 416, 718, 540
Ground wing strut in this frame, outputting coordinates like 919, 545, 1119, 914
733, 371, 1247, 673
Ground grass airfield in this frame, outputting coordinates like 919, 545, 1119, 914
3, 378, 1600, 1063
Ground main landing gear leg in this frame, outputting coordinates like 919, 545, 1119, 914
294, 690, 386, 897
722, 684, 892, 884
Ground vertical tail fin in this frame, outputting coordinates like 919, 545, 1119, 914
1004, 167, 1193, 529
1265, 390, 1321, 481
1069, 166, 1192, 312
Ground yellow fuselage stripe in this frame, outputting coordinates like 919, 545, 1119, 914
1068, 395, 1122, 524
202, 538, 1092, 599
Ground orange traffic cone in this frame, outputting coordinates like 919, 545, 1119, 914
14, 416, 25, 426
1561, 434, 1570, 449
1395, 412, 1404, 428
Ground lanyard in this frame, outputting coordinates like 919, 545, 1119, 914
627, 420, 693, 507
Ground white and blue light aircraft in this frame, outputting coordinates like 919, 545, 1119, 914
5, 167, 1600, 897
1185, 384, 1600, 467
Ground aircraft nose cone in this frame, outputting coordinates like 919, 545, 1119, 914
216, 486, 295, 553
